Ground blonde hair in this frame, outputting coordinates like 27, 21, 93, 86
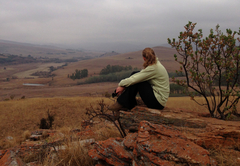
142, 47, 157, 68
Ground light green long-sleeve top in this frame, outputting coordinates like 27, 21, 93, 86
118, 58, 170, 107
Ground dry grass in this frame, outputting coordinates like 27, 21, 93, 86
40, 125, 121, 166
167, 96, 240, 116
1, 96, 239, 143
48, 143, 94, 166
41, 130, 95, 166
0, 97, 114, 143
22, 130, 31, 140
166, 96, 209, 113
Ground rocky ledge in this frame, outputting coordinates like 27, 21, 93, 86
88, 106, 240, 166
0, 106, 239, 165
89, 120, 217, 166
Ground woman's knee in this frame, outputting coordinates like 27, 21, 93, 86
138, 81, 151, 88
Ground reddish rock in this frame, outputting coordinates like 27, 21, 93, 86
121, 106, 240, 150
89, 120, 217, 166
76, 127, 95, 137
0, 150, 25, 166
89, 137, 133, 166
186, 129, 240, 149
0, 150, 7, 160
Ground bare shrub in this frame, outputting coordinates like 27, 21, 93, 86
39, 110, 55, 129
85, 99, 127, 137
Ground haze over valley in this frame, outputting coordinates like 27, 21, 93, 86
0, 39, 179, 99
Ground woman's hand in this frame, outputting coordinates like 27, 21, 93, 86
116, 86, 125, 95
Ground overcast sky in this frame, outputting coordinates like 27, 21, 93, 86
0, 0, 239, 52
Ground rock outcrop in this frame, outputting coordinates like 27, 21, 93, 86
88, 106, 240, 166
89, 120, 217, 166
121, 106, 240, 149
1, 106, 239, 165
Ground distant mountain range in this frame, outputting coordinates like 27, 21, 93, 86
0, 39, 168, 54
0, 39, 105, 58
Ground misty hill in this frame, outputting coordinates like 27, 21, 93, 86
53, 46, 179, 83
98, 51, 119, 57
0, 39, 105, 59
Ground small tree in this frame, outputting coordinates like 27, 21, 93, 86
85, 99, 126, 137
168, 22, 240, 119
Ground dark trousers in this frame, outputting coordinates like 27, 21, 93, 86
117, 72, 164, 110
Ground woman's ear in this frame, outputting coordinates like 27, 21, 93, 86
143, 57, 146, 61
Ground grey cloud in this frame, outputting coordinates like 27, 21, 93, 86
0, 0, 239, 52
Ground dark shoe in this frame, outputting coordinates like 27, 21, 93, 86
108, 102, 123, 120
108, 101, 123, 112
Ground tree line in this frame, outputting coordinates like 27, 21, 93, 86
100, 65, 133, 75
78, 70, 134, 85
69, 69, 88, 80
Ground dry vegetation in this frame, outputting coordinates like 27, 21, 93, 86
0, 97, 114, 141
38, 126, 121, 166
0, 96, 239, 142
167, 97, 209, 113
0, 96, 240, 165
0, 96, 207, 147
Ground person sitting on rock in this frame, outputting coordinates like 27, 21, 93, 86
109, 47, 170, 118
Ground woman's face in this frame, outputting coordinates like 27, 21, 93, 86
143, 56, 146, 61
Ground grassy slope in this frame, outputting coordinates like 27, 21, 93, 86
2, 95, 239, 141
52, 46, 179, 86
0, 97, 114, 140
0, 96, 219, 141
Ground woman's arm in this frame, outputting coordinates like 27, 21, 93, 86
116, 86, 125, 95
119, 66, 156, 87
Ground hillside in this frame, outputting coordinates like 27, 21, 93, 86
0, 44, 179, 99
53, 46, 179, 79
